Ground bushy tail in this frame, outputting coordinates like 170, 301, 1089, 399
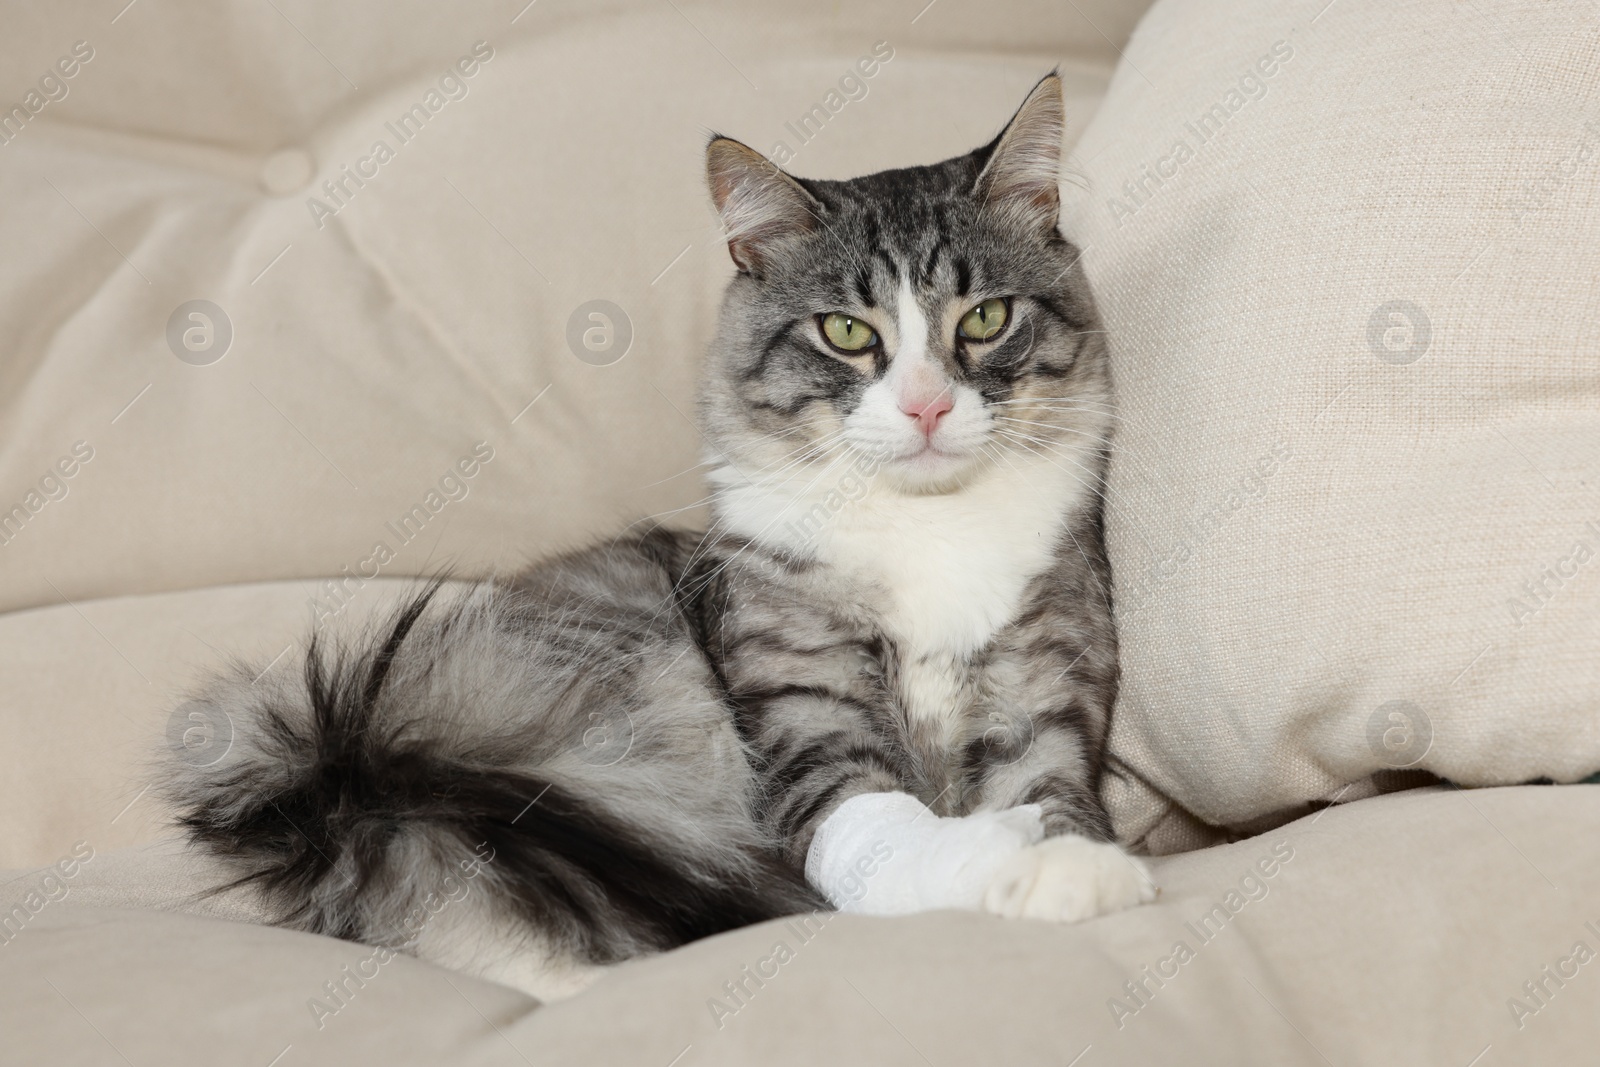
162, 581, 824, 966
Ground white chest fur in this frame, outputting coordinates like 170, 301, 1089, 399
713, 445, 1096, 725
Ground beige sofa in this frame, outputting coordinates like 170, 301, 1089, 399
3, 1, 1597, 1063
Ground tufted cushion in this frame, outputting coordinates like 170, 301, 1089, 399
0, 0, 1137, 619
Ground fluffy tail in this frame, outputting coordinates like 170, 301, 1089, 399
162, 578, 824, 968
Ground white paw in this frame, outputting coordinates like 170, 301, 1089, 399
982, 836, 1157, 922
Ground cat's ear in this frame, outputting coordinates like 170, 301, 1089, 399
706, 137, 820, 273
973, 73, 1064, 234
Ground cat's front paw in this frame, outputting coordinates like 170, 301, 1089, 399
981, 835, 1156, 922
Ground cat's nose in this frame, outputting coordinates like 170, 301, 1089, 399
900, 392, 953, 438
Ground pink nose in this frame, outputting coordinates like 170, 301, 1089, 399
900, 393, 953, 438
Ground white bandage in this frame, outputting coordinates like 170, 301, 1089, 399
804, 791, 1045, 915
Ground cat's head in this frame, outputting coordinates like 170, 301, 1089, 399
699, 74, 1110, 507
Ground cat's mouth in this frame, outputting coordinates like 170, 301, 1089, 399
882, 438, 983, 489
910, 442, 964, 462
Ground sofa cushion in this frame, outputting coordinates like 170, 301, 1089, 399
5, 785, 1597, 1065
0, 903, 535, 1065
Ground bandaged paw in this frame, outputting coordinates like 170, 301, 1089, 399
804, 791, 1046, 915
804, 791, 1157, 922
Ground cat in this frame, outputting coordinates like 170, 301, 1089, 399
161, 73, 1154, 1001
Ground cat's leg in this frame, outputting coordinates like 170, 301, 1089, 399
692, 545, 908, 870
963, 707, 1156, 922
711, 555, 1150, 922
729, 673, 912, 869
739, 688, 1150, 920
725, 661, 1072, 917
707, 566, 953, 908
722, 646, 1107, 917
939, 548, 1157, 922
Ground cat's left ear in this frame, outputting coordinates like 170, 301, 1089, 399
706, 137, 821, 274
973, 73, 1064, 234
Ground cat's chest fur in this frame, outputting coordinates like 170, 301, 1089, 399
719, 447, 1094, 726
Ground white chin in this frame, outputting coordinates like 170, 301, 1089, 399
882, 446, 979, 492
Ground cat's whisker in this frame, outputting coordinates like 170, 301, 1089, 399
729, 422, 819, 460
986, 439, 1028, 475
990, 396, 1120, 415
632, 462, 717, 492
683, 443, 857, 591
993, 423, 1075, 448
994, 416, 1065, 429
698, 423, 851, 496
990, 404, 1111, 416
988, 395, 1115, 406
989, 399, 1121, 415
738, 427, 855, 479
675, 449, 857, 602
993, 429, 1101, 486
665, 514, 748, 601
616, 495, 718, 536
993, 423, 1093, 460
993, 416, 1112, 443
743, 434, 854, 489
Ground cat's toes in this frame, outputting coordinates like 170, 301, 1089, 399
981, 835, 1157, 923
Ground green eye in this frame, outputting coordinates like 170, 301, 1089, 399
958, 298, 1009, 341
819, 313, 878, 352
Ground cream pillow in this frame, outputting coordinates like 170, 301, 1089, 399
1067, 0, 1600, 848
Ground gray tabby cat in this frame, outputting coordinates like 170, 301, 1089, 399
162, 74, 1153, 1000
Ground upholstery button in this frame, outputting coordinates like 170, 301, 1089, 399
259, 147, 315, 195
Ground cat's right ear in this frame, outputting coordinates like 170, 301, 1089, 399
706, 137, 820, 274
973, 73, 1065, 235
